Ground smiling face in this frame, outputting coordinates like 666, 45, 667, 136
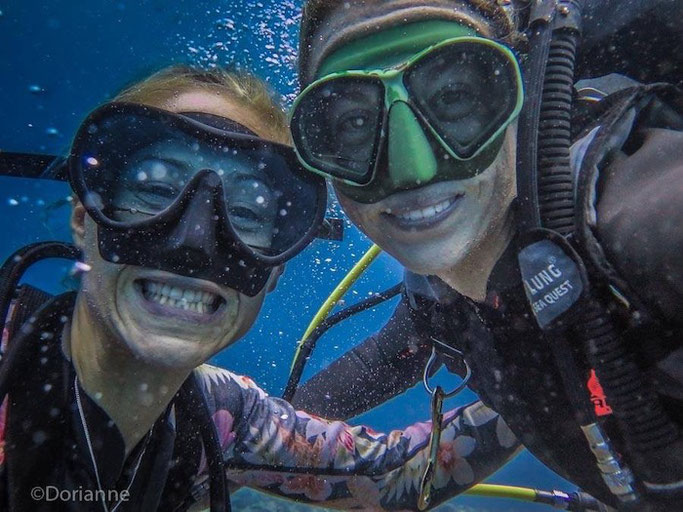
72, 89, 281, 369
318, 20, 518, 276
337, 128, 516, 276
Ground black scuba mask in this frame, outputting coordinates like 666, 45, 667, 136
68, 102, 327, 296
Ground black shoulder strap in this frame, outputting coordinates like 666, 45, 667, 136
0, 152, 67, 180
6, 284, 53, 340
158, 399, 204, 512
2, 294, 76, 511
164, 373, 229, 512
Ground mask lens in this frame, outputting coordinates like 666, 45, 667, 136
236, 144, 321, 256
76, 107, 324, 258
404, 41, 520, 158
79, 113, 187, 222
292, 76, 384, 184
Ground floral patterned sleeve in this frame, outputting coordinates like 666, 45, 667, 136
196, 365, 520, 510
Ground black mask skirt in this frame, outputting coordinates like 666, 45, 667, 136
68, 102, 327, 296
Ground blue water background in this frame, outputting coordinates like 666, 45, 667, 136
1, 1, 574, 510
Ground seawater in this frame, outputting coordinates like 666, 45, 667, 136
0, 1, 573, 510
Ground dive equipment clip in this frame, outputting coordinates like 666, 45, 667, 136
422, 341, 472, 398
418, 385, 445, 510
419, 342, 472, 510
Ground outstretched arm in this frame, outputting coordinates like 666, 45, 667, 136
196, 365, 520, 510
291, 293, 434, 420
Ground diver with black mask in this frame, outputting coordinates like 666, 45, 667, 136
0, 65, 531, 512
287, 1, 683, 511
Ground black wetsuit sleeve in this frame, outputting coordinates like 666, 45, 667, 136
290, 293, 434, 420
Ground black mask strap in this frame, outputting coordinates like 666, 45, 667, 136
179, 112, 258, 136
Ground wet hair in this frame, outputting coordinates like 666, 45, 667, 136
302, 0, 518, 39
113, 65, 290, 144
299, 0, 526, 86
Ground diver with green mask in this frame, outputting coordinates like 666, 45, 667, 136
289, 1, 683, 511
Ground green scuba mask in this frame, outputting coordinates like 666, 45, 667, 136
291, 34, 523, 203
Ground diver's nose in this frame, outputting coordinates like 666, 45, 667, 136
168, 172, 221, 260
387, 102, 438, 187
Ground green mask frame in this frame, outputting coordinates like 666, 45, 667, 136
291, 36, 524, 203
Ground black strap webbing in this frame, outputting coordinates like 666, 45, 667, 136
0, 152, 66, 180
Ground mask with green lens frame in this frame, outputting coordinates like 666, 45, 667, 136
291, 35, 524, 203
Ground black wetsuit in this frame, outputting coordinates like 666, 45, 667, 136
292, 10, 683, 507
0, 290, 209, 511
1, 287, 524, 511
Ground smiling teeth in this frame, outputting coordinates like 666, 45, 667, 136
141, 280, 218, 314
395, 198, 455, 222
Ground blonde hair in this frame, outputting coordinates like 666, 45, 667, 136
114, 65, 290, 144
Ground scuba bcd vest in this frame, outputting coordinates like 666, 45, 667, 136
484, 1, 683, 509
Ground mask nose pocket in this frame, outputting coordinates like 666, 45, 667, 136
387, 102, 438, 188
168, 171, 222, 260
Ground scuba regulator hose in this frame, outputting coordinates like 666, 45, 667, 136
284, 245, 608, 511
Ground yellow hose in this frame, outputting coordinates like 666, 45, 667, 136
290, 244, 382, 372
465, 483, 538, 502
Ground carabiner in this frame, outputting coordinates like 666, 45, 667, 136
422, 341, 472, 399
418, 385, 445, 510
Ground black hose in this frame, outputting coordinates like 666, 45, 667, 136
178, 375, 230, 512
537, 30, 579, 235
282, 283, 403, 402
0, 242, 81, 335
578, 300, 679, 453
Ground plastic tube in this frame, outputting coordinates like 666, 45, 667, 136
289, 243, 382, 372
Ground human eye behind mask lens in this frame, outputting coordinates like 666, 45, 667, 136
407, 55, 490, 145
116, 156, 186, 217
225, 172, 277, 249
294, 78, 383, 177
428, 82, 482, 122
332, 104, 375, 147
